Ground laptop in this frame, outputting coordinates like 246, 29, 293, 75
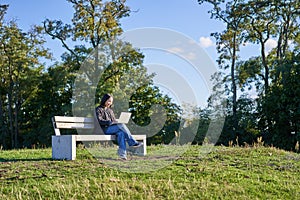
116, 112, 131, 124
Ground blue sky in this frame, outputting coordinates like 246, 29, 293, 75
3, 0, 223, 61
2, 0, 276, 63
2, 0, 266, 107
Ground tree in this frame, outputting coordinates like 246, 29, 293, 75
199, 0, 300, 149
44, 0, 130, 68
21, 63, 76, 147
44, 0, 140, 103
237, 0, 300, 144
237, 0, 299, 94
44, 0, 182, 144
240, 1, 277, 94
0, 4, 9, 148
0, 17, 50, 148
199, 0, 247, 141
262, 51, 300, 150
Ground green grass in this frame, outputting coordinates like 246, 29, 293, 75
0, 145, 299, 199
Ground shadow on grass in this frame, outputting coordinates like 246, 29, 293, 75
4, 173, 49, 182
0, 157, 53, 162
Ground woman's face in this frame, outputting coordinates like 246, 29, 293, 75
105, 97, 113, 108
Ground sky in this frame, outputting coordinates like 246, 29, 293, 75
2, 0, 269, 107
2, 0, 223, 60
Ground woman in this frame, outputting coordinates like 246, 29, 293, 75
95, 93, 143, 160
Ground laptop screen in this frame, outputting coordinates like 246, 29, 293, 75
117, 112, 131, 123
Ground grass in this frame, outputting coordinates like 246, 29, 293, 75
0, 144, 299, 199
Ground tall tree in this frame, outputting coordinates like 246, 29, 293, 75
198, 0, 246, 141
237, 0, 300, 142
237, 0, 299, 92
200, 0, 300, 149
262, 51, 300, 150
0, 19, 50, 148
43, 0, 148, 113
21, 63, 74, 147
44, 0, 181, 143
0, 4, 9, 148
44, 0, 130, 68
273, 0, 300, 83
241, 1, 277, 94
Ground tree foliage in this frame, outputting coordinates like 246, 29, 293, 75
0, 5, 51, 148
45, 0, 182, 146
0, 0, 299, 150
199, 0, 248, 141
199, 0, 300, 150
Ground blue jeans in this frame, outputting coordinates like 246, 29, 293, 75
104, 124, 138, 157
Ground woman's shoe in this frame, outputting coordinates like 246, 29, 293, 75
119, 155, 127, 160
132, 142, 143, 148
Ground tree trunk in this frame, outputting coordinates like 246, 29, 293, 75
231, 32, 238, 140
0, 90, 6, 148
8, 83, 14, 148
8, 61, 15, 148
260, 39, 269, 94
14, 100, 19, 148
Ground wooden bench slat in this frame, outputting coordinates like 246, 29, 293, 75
54, 116, 94, 123
55, 122, 94, 129
76, 135, 116, 141
75, 135, 146, 141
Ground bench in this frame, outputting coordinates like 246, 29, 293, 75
51, 116, 146, 160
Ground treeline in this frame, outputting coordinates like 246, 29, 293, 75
0, 0, 299, 151
195, 0, 300, 151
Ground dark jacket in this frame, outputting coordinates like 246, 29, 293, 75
95, 105, 116, 130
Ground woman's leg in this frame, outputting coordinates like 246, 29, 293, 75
104, 124, 120, 135
104, 125, 127, 158
104, 124, 141, 159
115, 131, 126, 157
117, 124, 139, 146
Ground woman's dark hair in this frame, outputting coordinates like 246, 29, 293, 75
100, 93, 113, 107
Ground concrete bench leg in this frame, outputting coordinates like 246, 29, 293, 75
142, 137, 147, 155
52, 135, 76, 160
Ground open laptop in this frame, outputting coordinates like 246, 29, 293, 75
116, 112, 131, 124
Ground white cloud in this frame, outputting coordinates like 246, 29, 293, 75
166, 47, 197, 60
265, 38, 277, 53
199, 36, 214, 48
167, 47, 184, 54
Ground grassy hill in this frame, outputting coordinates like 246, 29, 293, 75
0, 144, 299, 199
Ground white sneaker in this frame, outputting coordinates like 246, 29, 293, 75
119, 155, 127, 160
132, 142, 143, 148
